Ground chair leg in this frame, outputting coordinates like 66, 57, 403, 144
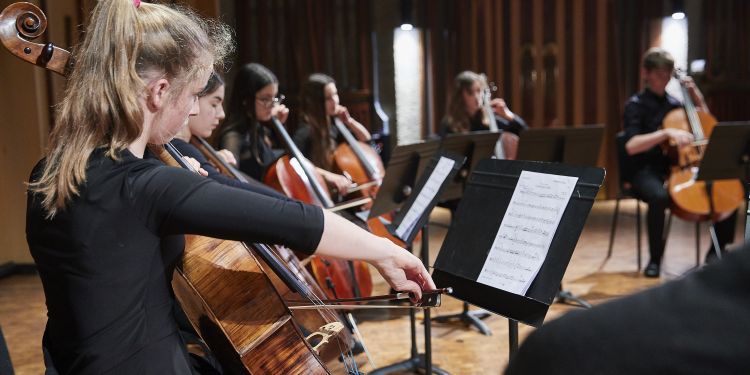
606, 197, 622, 260
662, 212, 673, 252
695, 222, 701, 267
636, 200, 642, 271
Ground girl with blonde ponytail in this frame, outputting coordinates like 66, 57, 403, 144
26, 1, 434, 373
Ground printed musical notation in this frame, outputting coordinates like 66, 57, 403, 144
395, 157, 455, 239
477, 171, 578, 295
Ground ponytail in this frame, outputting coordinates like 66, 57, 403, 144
30, 0, 233, 217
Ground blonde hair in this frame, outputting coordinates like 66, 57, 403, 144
442, 70, 490, 133
30, 0, 233, 217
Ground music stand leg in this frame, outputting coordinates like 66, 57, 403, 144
508, 319, 519, 357
704, 181, 723, 261
370, 226, 449, 375
555, 285, 592, 308
432, 302, 493, 335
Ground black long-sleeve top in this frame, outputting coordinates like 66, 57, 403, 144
621, 88, 682, 180
292, 120, 344, 161
170, 138, 287, 199
219, 124, 285, 181
26, 148, 324, 374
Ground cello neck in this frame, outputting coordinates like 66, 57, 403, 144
190, 135, 250, 183
332, 117, 379, 179
674, 70, 705, 140
270, 117, 335, 208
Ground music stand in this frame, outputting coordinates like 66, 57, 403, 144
370, 153, 465, 375
516, 124, 605, 308
368, 140, 441, 219
693, 122, 750, 246
431, 132, 500, 335
516, 125, 606, 166
432, 159, 604, 360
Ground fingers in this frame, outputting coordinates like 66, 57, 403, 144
274, 105, 290, 123
398, 280, 422, 303
219, 149, 238, 166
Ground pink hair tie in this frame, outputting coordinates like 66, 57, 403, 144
134, 0, 141, 8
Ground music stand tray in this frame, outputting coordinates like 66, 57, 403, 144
516, 124, 605, 167
432, 159, 605, 327
368, 139, 441, 219
693, 122, 750, 243
438, 131, 501, 201
515, 124, 605, 308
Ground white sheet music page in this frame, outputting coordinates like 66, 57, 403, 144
477, 170, 578, 295
395, 156, 456, 239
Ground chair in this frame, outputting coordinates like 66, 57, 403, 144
607, 132, 701, 271
606, 132, 643, 270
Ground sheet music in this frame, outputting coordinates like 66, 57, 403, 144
395, 157, 456, 239
477, 171, 578, 295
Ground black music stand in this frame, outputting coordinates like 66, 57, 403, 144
431, 132, 500, 335
370, 153, 465, 375
693, 122, 750, 247
368, 140, 441, 219
432, 159, 605, 359
516, 125, 605, 308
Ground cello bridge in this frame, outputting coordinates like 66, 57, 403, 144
305, 322, 345, 355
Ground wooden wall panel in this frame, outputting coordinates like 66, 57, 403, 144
0, 0, 49, 263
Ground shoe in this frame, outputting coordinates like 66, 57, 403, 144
644, 261, 660, 278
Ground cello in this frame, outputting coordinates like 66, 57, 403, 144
188, 134, 359, 362
263, 116, 374, 301
330, 116, 411, 247
663, 70, 743, 222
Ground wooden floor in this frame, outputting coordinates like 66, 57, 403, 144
0, 200, 740, 374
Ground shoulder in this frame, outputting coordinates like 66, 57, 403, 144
170, 139, 205, 161
625, 92, 645, 107
293, 123, 313, 142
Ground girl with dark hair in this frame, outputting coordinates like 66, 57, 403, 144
173, 71, 285, 197
217, 63, 290, 180
293, 73, 372, 194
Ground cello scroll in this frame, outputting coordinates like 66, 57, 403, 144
0, 2, 70, 75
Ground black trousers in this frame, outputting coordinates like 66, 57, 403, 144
631, 168, 737, 263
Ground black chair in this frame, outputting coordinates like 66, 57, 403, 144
606, 132, 643, 270
607, 132, 701, 272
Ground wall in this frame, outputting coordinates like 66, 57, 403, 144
0, 0, 50, 263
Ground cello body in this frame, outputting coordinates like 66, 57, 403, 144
262, 118, 375, 300
663, 81, 744, 222
173, 236, 330, 374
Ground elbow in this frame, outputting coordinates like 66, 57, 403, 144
624, 140, 637, 156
